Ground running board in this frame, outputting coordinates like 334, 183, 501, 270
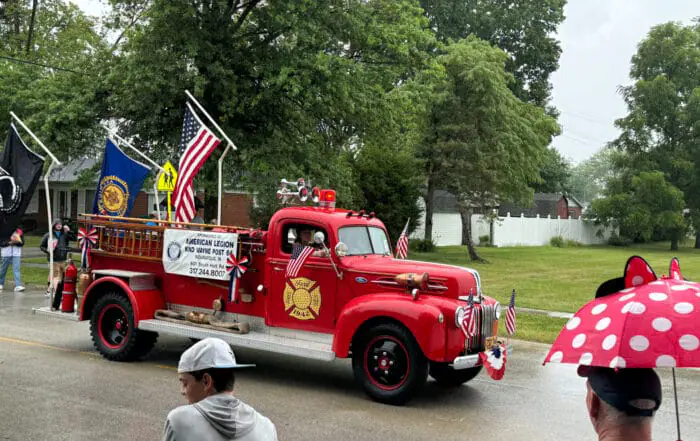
33, 306, 81, 322
137, 319, 336, 362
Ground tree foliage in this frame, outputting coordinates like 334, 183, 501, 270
591, 171, 686, 246
596, 19, 699, 249
533, 147, 571, 194
567, 148, 617, 204
416, 37, 559, 260
0, 0, 106, 160
419, 0, 566, 107
105, 0, 436, 224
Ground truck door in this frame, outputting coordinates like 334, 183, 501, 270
267, 221, 337, 334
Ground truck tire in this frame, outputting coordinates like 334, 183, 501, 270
429, 362, 482, 387
352, 323, 428, 405
90, 292, 157, 361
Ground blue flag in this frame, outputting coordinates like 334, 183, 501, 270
92, 138, 150, 216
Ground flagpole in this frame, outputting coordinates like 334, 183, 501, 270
44, 162, 56, 307
184, 90, 238, 150
100, 125, 167, 174
183, 101, 234, 225
9, 112, 62, 308
217, 144, 233, 225
184, 91, 239, 226
9, 112, 61, 165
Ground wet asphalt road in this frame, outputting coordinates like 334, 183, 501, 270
1, 289, 699, 441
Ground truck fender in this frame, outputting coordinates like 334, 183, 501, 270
79, 276, 165, 325
333, 293, 448, 361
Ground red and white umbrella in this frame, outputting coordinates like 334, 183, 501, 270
544, 256, 700, 440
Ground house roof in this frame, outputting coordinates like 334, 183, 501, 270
47, 157, 98, 183
432, 190, 459, 213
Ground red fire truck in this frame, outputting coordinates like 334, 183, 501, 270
35, 185, 505, 405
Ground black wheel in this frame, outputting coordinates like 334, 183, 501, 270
429, 362, 482, 387
90, 292, 157, 361
352, 323, 428, 405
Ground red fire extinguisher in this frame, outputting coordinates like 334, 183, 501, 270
61, 259, 78, 313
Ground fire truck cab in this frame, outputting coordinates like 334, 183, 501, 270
34, 186, 504, 405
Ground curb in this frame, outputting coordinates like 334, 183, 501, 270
516, 307, 573, 319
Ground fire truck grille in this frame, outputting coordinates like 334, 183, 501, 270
467, 304, 496, 352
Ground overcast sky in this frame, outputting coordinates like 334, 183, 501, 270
551, 0, 698, 164
73, 1, 698, 164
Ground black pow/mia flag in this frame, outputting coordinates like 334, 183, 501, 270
0, 124, 44, 243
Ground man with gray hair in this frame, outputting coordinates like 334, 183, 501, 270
578, 365, 662, 440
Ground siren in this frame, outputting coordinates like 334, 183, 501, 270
298, 186, 309, 202
319, 189, 336, 208
311, 187, 321, 204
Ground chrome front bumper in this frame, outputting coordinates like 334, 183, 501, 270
451, 344, 514, 370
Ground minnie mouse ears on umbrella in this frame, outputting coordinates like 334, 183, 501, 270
544, 255, 699, 440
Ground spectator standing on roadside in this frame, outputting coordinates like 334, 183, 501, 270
0, 226, 25, 292
40, 219, 73, 309
578, 365, 661, 441
164, 338, 277, 441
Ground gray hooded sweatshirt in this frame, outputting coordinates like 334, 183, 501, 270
163, 394, 277, 441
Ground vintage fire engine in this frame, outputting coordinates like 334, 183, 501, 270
35, 182, 505, 405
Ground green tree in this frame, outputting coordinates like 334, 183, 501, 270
416, 37, 559, 261
609, 20, 700, 249
105, 0, 436, 225
532, 147, 571, 193
0, 0, 107, 160
567, 148, 617, 204
419, 0, 566, 107
590, 171, 687, 248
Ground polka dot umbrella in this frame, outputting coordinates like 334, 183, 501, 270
543, 256, 699, 440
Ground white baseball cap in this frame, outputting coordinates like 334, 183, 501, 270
177, 338, 255, 373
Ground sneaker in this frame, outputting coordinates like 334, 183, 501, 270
0, 285, 3, 292
44, 288, 51, 297
14, 286, 25, 292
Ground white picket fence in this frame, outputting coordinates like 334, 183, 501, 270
411, 212, 614, 247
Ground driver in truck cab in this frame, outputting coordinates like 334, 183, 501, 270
295, 228, 328, 257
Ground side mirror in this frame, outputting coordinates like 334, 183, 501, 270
313, 231, 325, 245
335, 242, 348, 257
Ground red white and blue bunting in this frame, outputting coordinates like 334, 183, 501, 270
226, 253, 248, 303
77, 227, 97, 269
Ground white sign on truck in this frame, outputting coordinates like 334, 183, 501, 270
162, 229, 237, 280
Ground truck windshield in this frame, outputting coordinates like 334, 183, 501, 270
338, 226, 391, 256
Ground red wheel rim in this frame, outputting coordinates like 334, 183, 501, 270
363, 335, 410, 391
98, 304, 129, 349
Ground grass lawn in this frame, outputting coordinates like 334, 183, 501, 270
22, 235, 44, 248
411, 241, 700, 314
498, 313, 568, 344
410, 241, 700, 343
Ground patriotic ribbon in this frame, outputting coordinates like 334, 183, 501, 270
479, 344, 507, 381
78, 227, 98, 269
226, 253, 249, 303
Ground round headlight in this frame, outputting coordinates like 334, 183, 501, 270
455, 306, 465, 327
494, 302, 502, 319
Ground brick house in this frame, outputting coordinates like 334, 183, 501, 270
497, 193, 584, 219
24, 158, 254, 232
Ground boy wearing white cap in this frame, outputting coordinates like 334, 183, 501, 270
163, 338, 277, 441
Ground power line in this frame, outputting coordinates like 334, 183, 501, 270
558, 108, 615, 126
0, 55, 88, 75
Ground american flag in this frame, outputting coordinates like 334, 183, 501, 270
395, 218, 409, 259
286, 243, 314, 278
172, 105, 221, 223
460, 290, 478, 338
506, 289, 516, 335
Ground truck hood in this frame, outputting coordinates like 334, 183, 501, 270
340, 255, 482, 300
